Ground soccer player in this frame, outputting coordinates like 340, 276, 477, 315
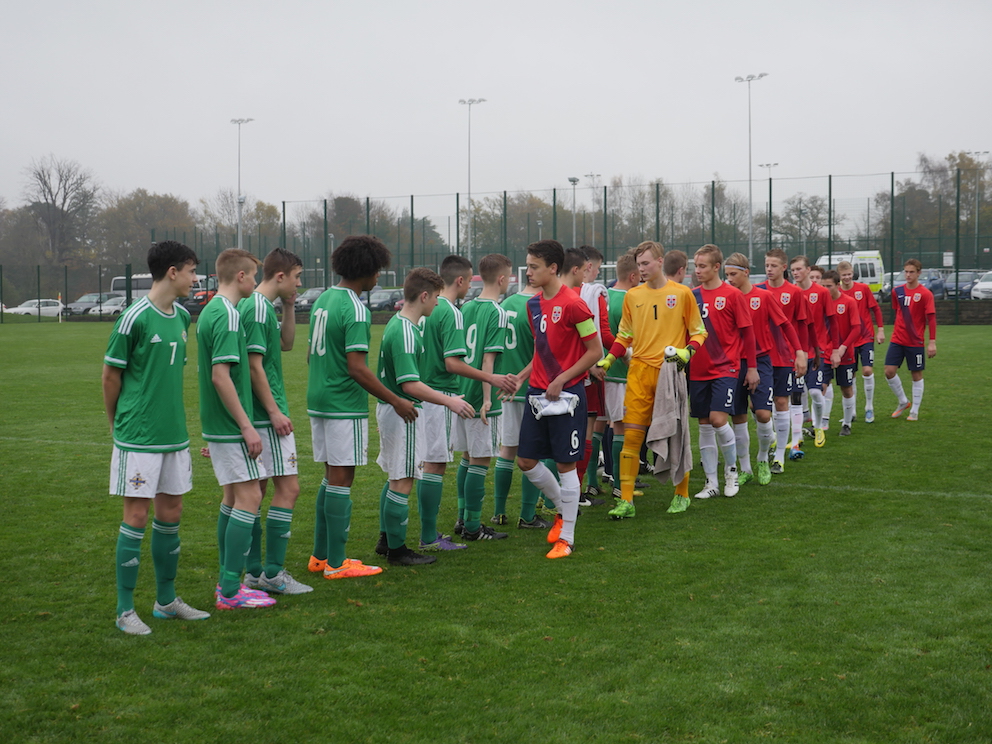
790, 256, 825, 443
820, 270, 864, 436
238, 248, 312, 596
597, 242, 707, 516
452, 254, 513, 542
799, 263, 833, 446
884, 258, 937, 421
376, 268, 476, 566
198, 248, 277, 610
723, 252, 805, 487
603, 251, 640, 502
419, 255, 514, 548
754, 248, 808, 472
307, 235, 411, 580
688, 245, 758, 499
837, 260, 885, 423
515, 240, 603, 558
104, 240, 212, 634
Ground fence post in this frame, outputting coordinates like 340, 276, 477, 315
711, 180, 717, 245
767, 178, 773, 252
323, 199, 329, 288
503, 191, 508, 254
603, 186, 608, 254
0, 264, 4, 324
455, 193, 460, 256
955, 168, 961, 325
281, 202, 286, 249
366, 196, 371, 235
655, 182, 661, 243
552, 189, 557, 241
37, 265, 41, 322
410, 195, 415, 270
827, 175, 833, 263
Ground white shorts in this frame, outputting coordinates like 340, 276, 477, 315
110, 447, 193, 498
605, 381, 627, 423
375, 402, 424, 481
452, 414, 502, 458
310, 417, 369, 466
258, 428, 298, 478
500, 401, 524, 448
421, 399, 454, 464
207, 441, 268, 486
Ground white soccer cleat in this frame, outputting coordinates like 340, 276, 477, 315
723, 466, 740, 498
693, 482, 720, 499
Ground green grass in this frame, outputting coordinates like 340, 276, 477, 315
2, 322, 991, 743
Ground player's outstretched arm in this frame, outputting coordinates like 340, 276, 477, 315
402, 381, 475, 418
346, 351, 417, 423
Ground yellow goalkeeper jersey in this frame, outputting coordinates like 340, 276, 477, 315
616, 280, 707, 368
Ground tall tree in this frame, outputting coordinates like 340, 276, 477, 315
97, 189, 197, 266
23, 155, 99, 265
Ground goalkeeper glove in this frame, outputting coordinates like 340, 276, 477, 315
664, 346, 693, 371
596, 353, 616, 373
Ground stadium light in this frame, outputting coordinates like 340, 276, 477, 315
231, 117, 254, 251
536, 219, 543, 241
734, 73, 768, 265
758, 162, 779, 177
458, 98, 486, 264
966, 151, 989, 260
569, 177, 580, 247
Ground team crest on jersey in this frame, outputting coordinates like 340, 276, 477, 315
855, 290, 864, 301
780, 293, 791, 305
129, 473, 147, 490
913, 292, 921, 302
809, 293, 819, 304
182, 331, 188, 342
714, 296, 726, 310
551, 306, 563, 323
837, 304, 846, 314
666, 295, 677, 309
750, 296, 761, 310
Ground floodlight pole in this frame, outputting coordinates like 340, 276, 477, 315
231, 117, 254, 251
966, 151, 989, 261
585, 172, 601, 244
568, 177, 580, 246
735, 73, 768, 266
459, 98, 486, 264
537, 220, 543, 241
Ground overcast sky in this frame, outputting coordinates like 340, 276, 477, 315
2, 0, 989, 217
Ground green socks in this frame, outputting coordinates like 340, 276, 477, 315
116, 523, 144, 616
220, 508, 255, 598
588, 431, 603, 488
217, 504, 232, 571
382, 487, 409, 549
456, 459, 469, 520
494, 457, 514, 517
519, 475, 540, 523
611, 435, 625, 491
417, 473, 444, 545
246, 511, 263, 577
151, 520, 180, 607
324, 486, 352, 570
264, 507, 293, 577
463, 464, 488, 533
312, 478, 328, 560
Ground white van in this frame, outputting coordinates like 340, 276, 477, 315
814, 251, 884, 297
110, 273, 205, 298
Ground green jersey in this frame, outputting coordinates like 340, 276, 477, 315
419, 295, 467, 393
606, 287, 629, 383
459, 297, 507, 416
239, 291, 288, 428
307, 286, 371, 419
499, 290, 536, 402
377, 314, 424, 406
197, 295, 253, 443
104, 296, 191, 453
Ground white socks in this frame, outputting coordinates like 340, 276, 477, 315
756, 420, 774, 462
734, 422, 752, 473
863, 373, 875, 412
911, 379, 924, 415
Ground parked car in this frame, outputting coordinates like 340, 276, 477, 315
182, 274, 219, 314
295, 287, 325, 313
87, 295, 134, 316
881, 269, 947, 301
970, 271, 992, 300
944, 270, 981, 299
880, 271, 906, 303
368, 289, 403, 311
65, 292, 123, 315
7, 299, 65, 317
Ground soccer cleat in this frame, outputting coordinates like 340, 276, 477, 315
738, 471, 754, 486
788, 445, 805, 461
864, 409, 875, 424
453, 518, 466, 536
547, 514, 563, 542
839, 424, 852, 437
770, 461, 784, 475
814, 428, 826, 448
546, 539, 573, 559
724, 466, 740, 498
387, 546, 437, 566
215, 585, 277, 610
756, 461, 772, 486
243, 572, 262, 589
609, 500, 636, 519
323, 558, 384, 579
307, 555, 327, 573
116, 609, 152, 635
891, 400, 911, 418
666, 495, 689, 513
635, 479, 649, 489
578, 494, 606, 507
420, 534, 468, 551
583, 485, 602, 497
464, 524, 509, 541
693, 483, 720, 499
490, 514, 509, 526
802, 426, 816, 440
258, 569, 314, 595
518, 516, 553, 530
375, 532, 388, 556
906, 412, 918, 421
153, 597, 211, 621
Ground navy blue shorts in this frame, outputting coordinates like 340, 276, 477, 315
834, 363, 857, 388
771, 366, 794, 398
517, 383, 588, 463
689, 376, 737, 419
855, 343, 875, 368
814, 364, 834, 388
733, 356, 772, 416
885, 342, 925, 372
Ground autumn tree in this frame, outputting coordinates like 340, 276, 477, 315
22, 155, 99, 266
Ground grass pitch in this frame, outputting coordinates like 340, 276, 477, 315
1, 321, 991, 743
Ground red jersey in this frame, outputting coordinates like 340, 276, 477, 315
891, 284, 936, 347
825, 292, 863, 365
842, 282, 883, 346
755, 279, 808, 355
527, 285, 596, 390
690, 285, 755, 380
803, 283, 831, 358
740, 285, 802, 363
